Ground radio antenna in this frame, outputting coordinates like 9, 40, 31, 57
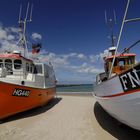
18, 4, 22, 23
104, 10, 108, 24
30, 4, 33, 21
25, 2, 30, 21
105, 10, 117, 47
113, 10, 117, 24
17, 3, 33, 58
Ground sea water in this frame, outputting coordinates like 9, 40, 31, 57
56, 84, 93, 92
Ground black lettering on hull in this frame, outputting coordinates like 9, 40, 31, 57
119, 64, 140, 92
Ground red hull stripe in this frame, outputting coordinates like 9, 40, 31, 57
97, 88, 140, 98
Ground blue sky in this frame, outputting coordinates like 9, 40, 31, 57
0, 0, 140, 84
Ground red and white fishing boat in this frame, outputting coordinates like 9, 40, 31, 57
0, 4, 56, 119
94, 0, 140, 130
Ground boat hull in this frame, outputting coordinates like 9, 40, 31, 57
0, 81, 56, 119
94, 91, 140, 130
94, 63, 140, 130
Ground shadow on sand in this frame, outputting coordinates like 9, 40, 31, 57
2, 97, 62, 123
94, 102, 140, 140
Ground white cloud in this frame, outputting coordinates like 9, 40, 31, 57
9, 27, 19, 33
0, 25, 43, 55
89, 49, 109, 63
36, 51, 104, 77
77, 53, 86, 59
31, 48, 106, 83
7, 35, 15, 40
0, 27, 7, 39
69, 53, 77, 57
0, 25, 20, 53
76, 66, 103, 74
89, 55, 99, 63
31, 32, 42, 40
64, 62, 103, 74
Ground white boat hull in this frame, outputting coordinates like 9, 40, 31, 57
94, 63, 140, 130
94, 91, 140, 130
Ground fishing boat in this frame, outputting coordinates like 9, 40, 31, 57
0, 4, 56, 119
93, 0, 140, 130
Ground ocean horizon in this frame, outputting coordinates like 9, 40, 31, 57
56, 84, 93, 92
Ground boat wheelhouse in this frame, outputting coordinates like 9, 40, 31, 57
0, 52, 56, 89
104, 49, 136, 75
96, 47, 136, 83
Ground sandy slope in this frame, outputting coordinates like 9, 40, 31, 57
0, 94, 140, 140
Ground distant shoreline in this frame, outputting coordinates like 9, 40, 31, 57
56, 84, 93, 93
56, 92, 93, 96
56, 84, 92, 87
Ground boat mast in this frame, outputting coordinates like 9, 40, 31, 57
17, 3, 33, 58
109, 0, 130, 78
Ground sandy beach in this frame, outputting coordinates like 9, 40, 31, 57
0, 93, 140, 140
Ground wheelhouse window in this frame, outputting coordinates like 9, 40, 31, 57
26, 63, 29, 72
0, 60, 3, 68
5, 59, 13, 74
34, 64, 43, 74
14, 59, 22, 69
118, 59, 125, 66
30, 64, 34, 73
128, 56, 135, 65
45, 69, 49, 78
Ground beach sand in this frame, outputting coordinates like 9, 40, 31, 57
0, 93, 140, 140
